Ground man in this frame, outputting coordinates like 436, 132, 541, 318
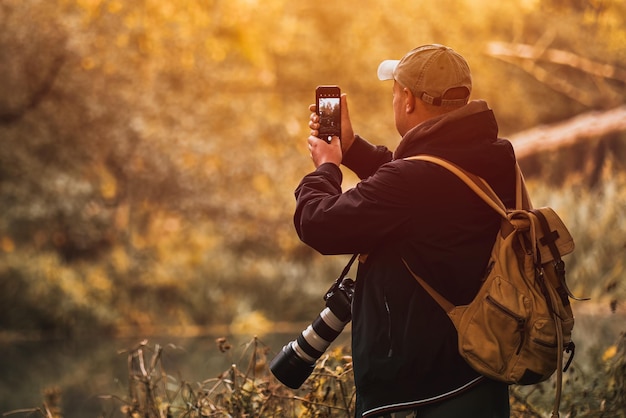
295, 44, 514, 417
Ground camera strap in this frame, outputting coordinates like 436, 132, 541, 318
339, 254, 358, 280
324, 254, 358, 301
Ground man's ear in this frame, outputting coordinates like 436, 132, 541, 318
404, 87, 416, 113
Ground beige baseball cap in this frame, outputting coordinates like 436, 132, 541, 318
377, 44, 472, 106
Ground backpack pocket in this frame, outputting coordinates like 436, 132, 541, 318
531, 318, 559, 349
456, 276, 528, 379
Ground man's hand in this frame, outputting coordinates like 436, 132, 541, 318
307, 134, 342, 168
308, 94, 355, 157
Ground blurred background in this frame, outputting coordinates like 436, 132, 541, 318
1, 0, 625, 415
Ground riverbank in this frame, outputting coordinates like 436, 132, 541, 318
1, 304, 623, 417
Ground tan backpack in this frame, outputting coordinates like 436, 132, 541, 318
403, 155, 588, 418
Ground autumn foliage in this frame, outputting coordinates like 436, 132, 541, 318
0, 0, 625, 351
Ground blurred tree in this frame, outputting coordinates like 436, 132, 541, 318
0, 0, 624, 336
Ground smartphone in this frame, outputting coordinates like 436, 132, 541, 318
315, 85, 341, 143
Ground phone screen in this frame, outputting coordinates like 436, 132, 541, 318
316, 86, 341, 143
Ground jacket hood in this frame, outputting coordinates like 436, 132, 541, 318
393, 100, 515, 181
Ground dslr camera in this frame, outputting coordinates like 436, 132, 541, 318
269, 275, 355, 389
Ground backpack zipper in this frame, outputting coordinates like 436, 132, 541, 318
533, 338, 557, 349
486, 295, 526, 354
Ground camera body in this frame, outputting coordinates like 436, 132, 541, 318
315, 85, 341, 143
269, 277, 355, 389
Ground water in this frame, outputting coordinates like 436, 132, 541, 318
0, 330, 350, 417
0, 308, 622, 417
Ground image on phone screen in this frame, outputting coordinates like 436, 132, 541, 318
316, 86, 341, 142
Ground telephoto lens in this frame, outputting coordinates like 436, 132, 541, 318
270, 277, 354, 389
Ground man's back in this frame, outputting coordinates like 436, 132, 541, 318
296, 44, 513, 417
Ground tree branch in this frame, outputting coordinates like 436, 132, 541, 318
486, 41, 626, 107
510, 105, 626, 158
486, 41, 626, 83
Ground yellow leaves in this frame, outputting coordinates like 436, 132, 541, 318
603, 345, 618, 362
205, 38, 228, 63
1, 237, 15, 253
62, 0, 297, 89
115, 33, 129, 48
586, 1, 626, 52
125, 211, 225, 285
130, 230, 148, 250
203, 154, 223, 175
252, 173, 272, 194
136, 33, 155, 55
93, 163, 118, 200
87, 266, 112, 294
75, 0, 101, 14
230, 310, 273, 335
107, 0, 123, 14
123, 13, 140, 31
111, 245, 129, 274
81, 57, 96, 70
74, 0, 107, 26
519, 0, 540, 12
180, 152, 198, 169
276, 227, 299, 253
34, 254, 107, 308
180, 50, 195, 69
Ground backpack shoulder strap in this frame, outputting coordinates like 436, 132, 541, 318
401, 154, 528, 313
401, 258, 456, 313
516, 164, 533, 210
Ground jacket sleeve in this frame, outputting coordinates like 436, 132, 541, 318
294, 160, 418, 255
341, 135, 393, 179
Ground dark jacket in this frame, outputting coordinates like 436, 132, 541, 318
294, 100, 517, 417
